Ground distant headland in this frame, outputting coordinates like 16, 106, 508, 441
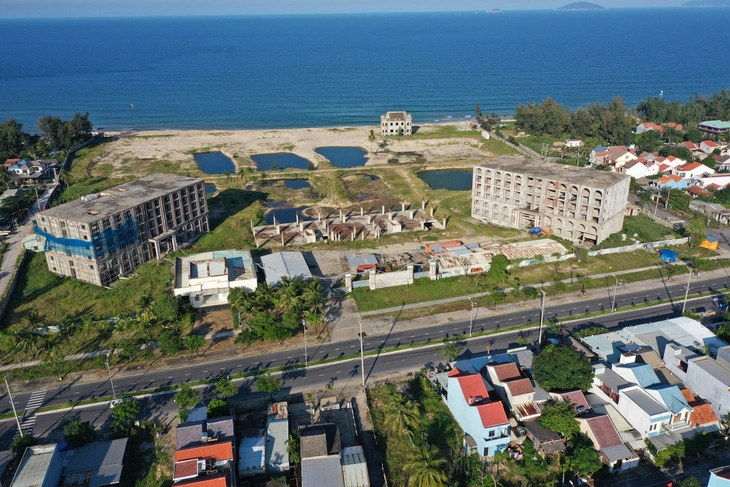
557, 2, 606, 10
682, 0, 730, 6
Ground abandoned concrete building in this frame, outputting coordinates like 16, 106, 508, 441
380, 111, 413, 136
34, 174, 209, 286
471, 156, 630, 245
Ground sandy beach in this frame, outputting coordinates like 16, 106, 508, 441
99, 122, 493, 177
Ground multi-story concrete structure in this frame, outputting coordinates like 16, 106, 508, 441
34, 174, 209, 286
471, 156, 630, 245
380, 111, 412, 136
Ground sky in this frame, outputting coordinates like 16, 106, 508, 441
0, 0, 684, 19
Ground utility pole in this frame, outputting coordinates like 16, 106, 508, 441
358, 320, 366, 387
538, 290, 546, 347
682, 266, 693, 314
467, 297, 475, 337
303, 321, 308, 366
611, 274, 619, 311
106, 352, 117, 400
4, 376, 23, 437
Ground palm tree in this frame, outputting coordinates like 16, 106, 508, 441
368, 130, 377, 154
14, 330, 40, 359
403, 447, 448, 487
383, 398, 421, 437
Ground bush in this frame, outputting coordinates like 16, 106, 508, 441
159, 329, 182, 355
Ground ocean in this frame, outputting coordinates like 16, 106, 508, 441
1, 9, 730, 131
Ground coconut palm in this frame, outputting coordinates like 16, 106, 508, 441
383, 398, 421, 437
403, 447, 448, 487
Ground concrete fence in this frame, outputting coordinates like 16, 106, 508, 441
587, 237, 690, 257
0, 250, 28, 321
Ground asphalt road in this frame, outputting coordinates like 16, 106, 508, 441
2, 273, 728, 416
1, 271, 727, 446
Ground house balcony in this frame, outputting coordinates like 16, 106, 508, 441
663, 420, 691, 432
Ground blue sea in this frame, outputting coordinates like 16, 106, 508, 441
1, 9, 730, 131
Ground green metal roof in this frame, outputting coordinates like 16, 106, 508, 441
699, 120, 730, 129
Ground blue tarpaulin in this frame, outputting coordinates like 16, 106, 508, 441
659, 249, 679, 263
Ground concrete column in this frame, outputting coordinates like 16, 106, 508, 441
299, 222, 304, 232
317, 210, 322, 223
296, 212, 300, 224
281, 233, 285, 246
345, 272, 353, 293
422, 200, 426, 210
272, 213, 277, 226
401, 202, 405, 212
352, 229, 356, 241
382, 205, 385, 214
429, 260, 438, 280
407, 264, 414, 285
369, 270, 376, 290
443, 217, 447, 228
275, 224, 281, 235
360, 206, 364, 216
408, 210, 414, 219
430, 208, 434, 217
420, 220, 425, 230
340, 209, 344, 222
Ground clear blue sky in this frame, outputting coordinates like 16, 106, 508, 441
0, 0, 683, 18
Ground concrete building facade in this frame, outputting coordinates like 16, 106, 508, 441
380, 111, 412, 136
35, 174, 209, 287
471, 156, 630, 245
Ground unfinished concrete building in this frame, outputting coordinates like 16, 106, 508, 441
380, 111, 413, 136
471, 156, 630, 245
34, 174, 209, 286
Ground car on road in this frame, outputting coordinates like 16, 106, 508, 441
109, 397, 134, 409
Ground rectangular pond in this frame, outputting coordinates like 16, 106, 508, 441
418, 169, 473, 191
314, 146, 368, 168
252, 153, 312, 171
193, 152, 236, 174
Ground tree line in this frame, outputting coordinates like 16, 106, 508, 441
514, 97, 637, 146
637, 90, 730, 126
0, 112, 93, 162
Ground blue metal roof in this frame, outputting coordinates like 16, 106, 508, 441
621, 363, 660, 388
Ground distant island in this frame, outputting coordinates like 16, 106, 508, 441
557, 2, 606, 10
682, 0, 730, 6
486, 9, 503, 13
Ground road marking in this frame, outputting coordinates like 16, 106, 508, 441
425, 333, 430, 335
401, 359, 406, 362
185, 373, 191, 376
572, 307, 578, 310
335, 348, 340, 351
203, 370, 208, 373
410, 335, 416, 338
350, 345, 357, 348
168, 376, 173, 379
318, 373, 325, 376
287, 356, 292, 359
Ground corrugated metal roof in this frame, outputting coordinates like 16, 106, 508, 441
265, 417, 290, 469
261, 252, 313, 285
341, 447, 370, 487
345, 254, 378, 268
301, 456, 345, 487
238, 435, 266, 473
11, 445, 60, 487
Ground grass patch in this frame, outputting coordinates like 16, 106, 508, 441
3, 252, 173, 326
595, 214, 680, 249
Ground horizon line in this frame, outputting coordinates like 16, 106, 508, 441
0, 6, 705, 21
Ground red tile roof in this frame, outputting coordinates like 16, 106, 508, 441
174, 459, 199, 480
679, 162, 703, 171
640, 122, 664, 132
707, 183, 723, 191
491, 362, 521, 382
175, 475, 228, 487
683, 141, 698, 150
685, 185, 711, 197
582, 414, 623, 448
663, 122, 683, 131
703, 140, 719, 148
556, 390, 590, 411
476, 401, 509, 428
680, 389, 695, 402
174, 442, 234, 463
504, 377, 534, 397
450, 369, 492, 403
681, 389, 719, 426
659, 174, 682, 184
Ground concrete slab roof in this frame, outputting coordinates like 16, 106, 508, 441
476, 155, 630, 189
260, 251, 312, 286
41, 174, 205, 223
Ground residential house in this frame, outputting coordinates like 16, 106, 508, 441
592, 362, 630, 403
484, 361, 540, 421
299, 424, 345, 487
60, 439, 129, 487
655, 174, 688, 190
709, 466, 730, 487
716, 155, 730, 172
266, 402, 290, 475
238, 434, 266, 479
577, 413, 638, 472
663, 344, 730, 419
260, 251, 313, 286
673, 162, 714, 179
701, 140, 720, 154
698, 120, 730, 136
697, 174, 730, 189
550, 390, 590, 413
589, 146, 609, 164
10, 445, 63, 487
606, 147, 637, 169
522, 420, 565, 457
683, 185, 712, 199
621, 160, 650, 179
380, 111, 412, 136
616, 386, 672, 438
565, 139, 583, 148
173, 442, 235, 486
445, 368, 510, 457
635, 122, 664, 134
682, 141, 699, 152
689, 200, 730, 224
174, 250, 257, 308
7, 159, 59, 181
174, 477, 228, 487
680, 389, 720, 430
644, 384, 693, 432
612, 363, 661, 389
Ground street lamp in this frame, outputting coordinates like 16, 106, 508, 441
358, 320, 367, 387
610, 274, 619, 312
4, 376, 23, 437
106, 352, 117, 400
467, 297, 475, 337
682, 266, 693, 314
303, 321, 308, 366
538, 289, 546, 347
